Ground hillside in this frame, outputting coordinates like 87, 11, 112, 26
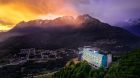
36, 49, 140, 78
36, 61, 105, 78
119, 18, 140, 36
0, 14, 139, 59
105, 49, 140, 78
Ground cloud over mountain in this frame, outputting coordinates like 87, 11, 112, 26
0, 0, 140, 27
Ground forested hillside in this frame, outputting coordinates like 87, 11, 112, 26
105, 49, 140, 78
36, 49, 140, 78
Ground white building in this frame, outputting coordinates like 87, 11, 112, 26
79, 46, 112, 68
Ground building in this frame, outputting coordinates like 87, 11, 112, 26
79, 46, 112, 68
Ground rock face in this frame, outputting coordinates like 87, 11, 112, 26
0, 14, 140, 57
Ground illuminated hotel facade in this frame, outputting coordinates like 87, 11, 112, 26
79, 46, 112, 68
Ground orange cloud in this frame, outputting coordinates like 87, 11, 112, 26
0, 0, 77, 24
0, 0, 79, 31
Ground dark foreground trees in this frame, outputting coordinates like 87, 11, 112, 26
53, 49, 140, 78
105, 49, 140, 78
53, 61, 105, 78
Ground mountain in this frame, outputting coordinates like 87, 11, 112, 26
119, 18, 140, 36
128, 18, 140, 36
0, 14, 140, 58
127, 24, 140, 36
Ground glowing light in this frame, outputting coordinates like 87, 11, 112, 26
0, 24, 14, 32
0, 0, 79, 31
0, 4, 38, 25
38, 14, 63, 20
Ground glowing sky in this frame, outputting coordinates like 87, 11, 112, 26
0, 0, 140, 31
0, 0, 79, 31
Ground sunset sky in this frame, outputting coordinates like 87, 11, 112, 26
0, 0, 140, 31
